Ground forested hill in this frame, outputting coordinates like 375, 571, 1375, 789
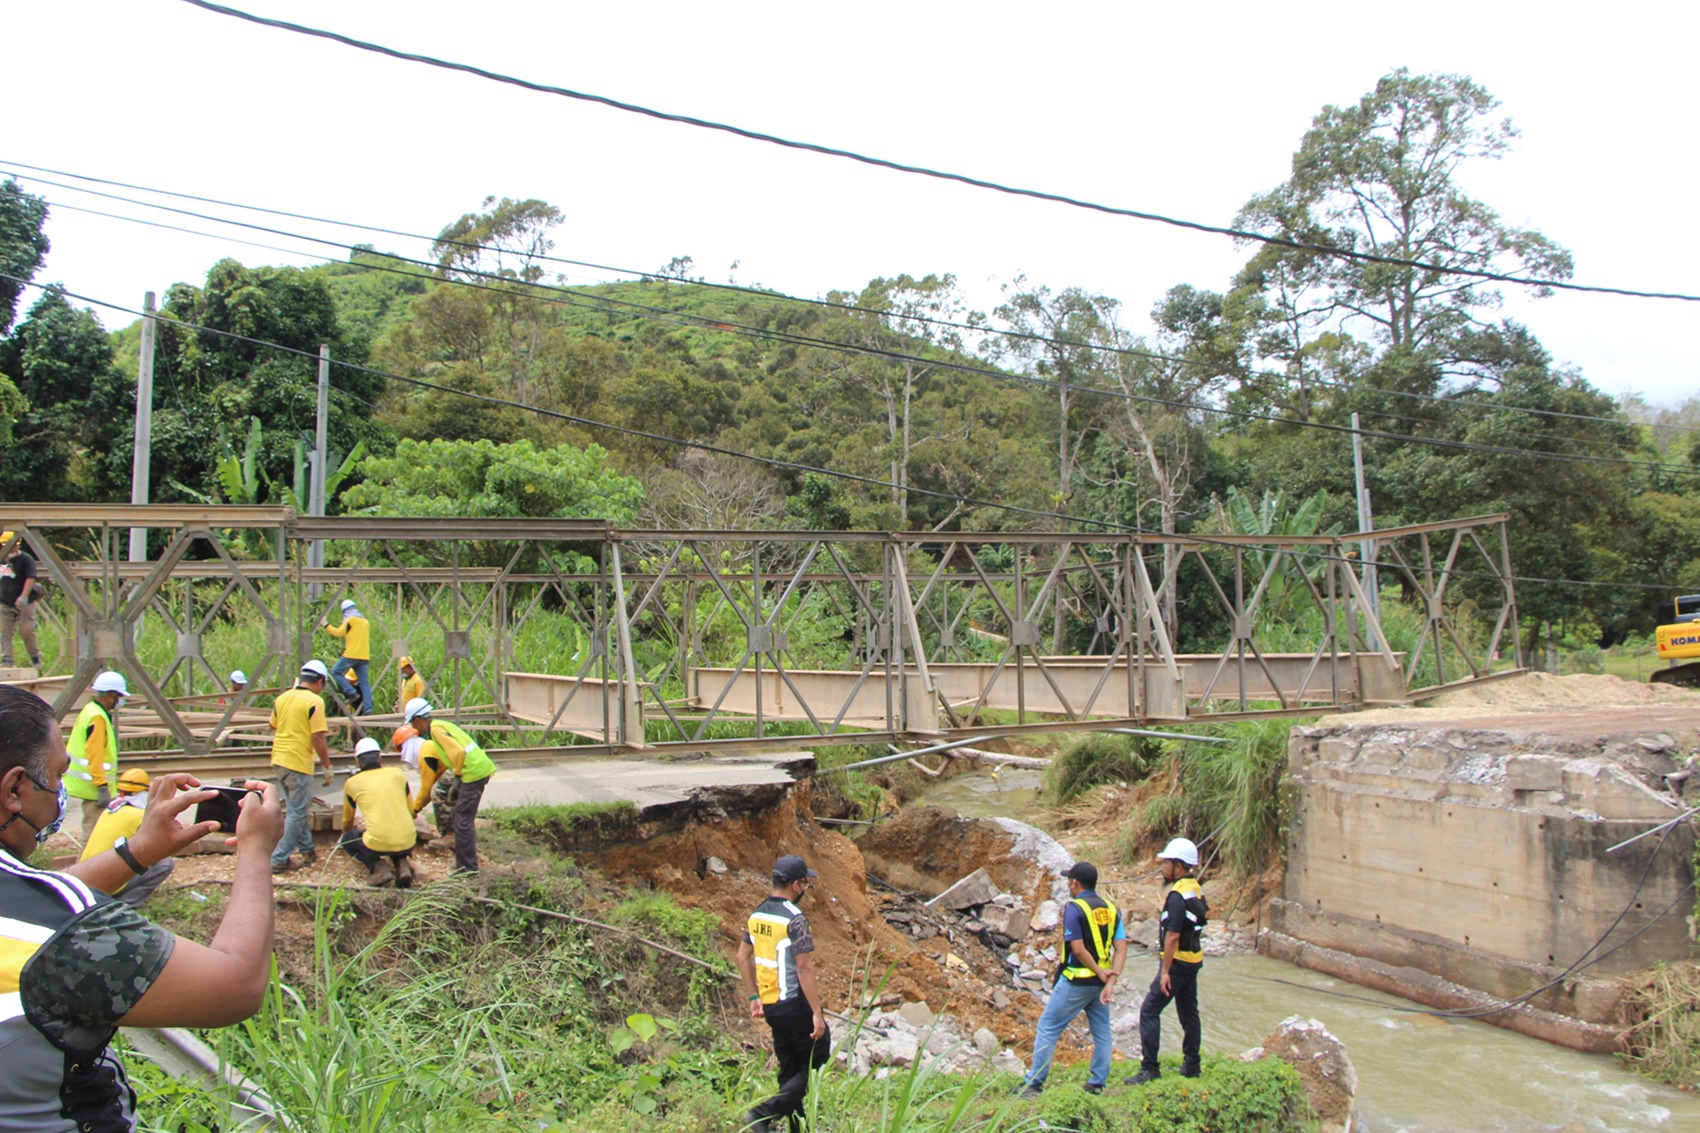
2, 69, 1698, 648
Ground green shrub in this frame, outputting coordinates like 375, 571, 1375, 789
1044, 732, 1159, 805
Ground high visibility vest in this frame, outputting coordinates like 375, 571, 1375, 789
65, 700, 116, 800
1165, 876, 1208, 964
747, 895, 805, 1005
428, 720, 496, 783
1059, 892, 1119, 982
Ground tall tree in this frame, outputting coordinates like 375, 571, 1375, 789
0, 179, 49, 336
1234, 69, 1573, 398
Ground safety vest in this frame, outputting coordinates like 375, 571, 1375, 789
1164, 876, 1208, 964
1059, 892, 1120, 982
65, 700, 116, 801
428, 720, 496, 783
747, 896, 805, 1005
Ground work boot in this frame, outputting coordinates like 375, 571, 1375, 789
1180, 1059, 1201, 1079
367, 861, 395, 888
271, 858, 295, 874
1012, 1081, 1043, 1099
743, 1109, 773, 1133
1083, 1082, 1105, 1095
395, 858, 414, 889
300, 849, 318, 867
1125, 1066, 1160, 1086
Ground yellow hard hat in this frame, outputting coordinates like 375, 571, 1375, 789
0, 531, 13, 545
398, 656, 414, 670
116, 768, 151, 794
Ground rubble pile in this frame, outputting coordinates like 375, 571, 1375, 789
836, 997, 1027, 1079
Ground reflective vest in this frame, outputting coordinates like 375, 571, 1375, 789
65, 700, 116, 801
747, 896, 805, 1005
1059, 892, 1119, 982
1164, 876, 1208, 964
426, 720, 495, 783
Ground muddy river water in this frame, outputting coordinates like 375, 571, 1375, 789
913, 768, 1700, 1132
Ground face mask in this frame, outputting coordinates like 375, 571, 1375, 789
0, 774, 66, 846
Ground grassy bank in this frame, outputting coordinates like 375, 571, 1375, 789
126, 841, 1315, 1132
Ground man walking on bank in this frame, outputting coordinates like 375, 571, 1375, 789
1017, 860, 1126, 1097
1127, 837, 1208, 1085
270, 660, 335, 873
67, 670, 128, 834
737, 855, 830, 1133
0, 531, 41, 669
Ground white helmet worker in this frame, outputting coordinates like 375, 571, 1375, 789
402, 697, 433, 724
91, 671, 130, 698
299, 659, 330, 681
340, 598, 359, 612
229, 669, 249, 686
1159, 837, 1199, 868
353, 737, 382, 758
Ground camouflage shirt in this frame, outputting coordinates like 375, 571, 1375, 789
0, 852, 174, 1132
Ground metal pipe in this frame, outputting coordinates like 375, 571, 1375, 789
1607, 806, 1698, 854
1107, 727, 1232, 746
818, 735, 998, 774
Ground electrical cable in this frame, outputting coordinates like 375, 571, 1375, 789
6, 159, 1693, 442
17, 269, 1691, 603
19, 178, 1687, 479
170, 0, 1700, 306
11, 160, 1690, 447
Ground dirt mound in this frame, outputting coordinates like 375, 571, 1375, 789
567, 782, 1044, 1051
855, 806, 1071, 912
1349, 671, 1700, 725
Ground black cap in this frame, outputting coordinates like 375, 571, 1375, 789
1064, 861, 1098, 888
773, 855, 819, 883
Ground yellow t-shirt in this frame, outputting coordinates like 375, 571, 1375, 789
396, 673, 424, 714
80, 797, 145, 860
325, 616, 370, 661
270, 686, 329, 774
342, 766, 417, 854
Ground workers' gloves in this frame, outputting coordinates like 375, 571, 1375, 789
322, 767, 334, 787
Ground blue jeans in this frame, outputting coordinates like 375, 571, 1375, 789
1023, 977, 1113, 1090
332, 657, 371, 715
272, 769, 315, 866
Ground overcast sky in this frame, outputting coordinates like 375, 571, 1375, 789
5, 0, 1696, 405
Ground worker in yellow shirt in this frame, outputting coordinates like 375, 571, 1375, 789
79, 768, 174, 906
67, 670, 127, 833
339, 737, 418, 888
396, 656, 424, 716
321, 598, 372, 715
271, 660, 335, 873
403, 697, 495, 875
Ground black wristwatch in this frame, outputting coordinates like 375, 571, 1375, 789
112, 836, 148, 876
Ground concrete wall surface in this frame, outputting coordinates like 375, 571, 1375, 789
1277, 711, 1699, 1030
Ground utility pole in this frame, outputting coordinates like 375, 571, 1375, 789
1351, 412, 1378, 619
128, 292, 157, 562
309, 345, 329, 574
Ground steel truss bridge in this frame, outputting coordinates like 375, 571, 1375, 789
4, 506, 1524, 765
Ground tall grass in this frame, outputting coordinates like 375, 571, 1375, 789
1043, 732, 1160, 805
1121, 716, 1305, 877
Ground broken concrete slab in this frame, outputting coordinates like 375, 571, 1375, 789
925, 867, 1001, 910
979, 903, 1030, 942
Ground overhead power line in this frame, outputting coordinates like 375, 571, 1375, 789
8, 158, 1693, 442
2, 271, 1683, 597
173, 0, 1700, 305
12, 177, 1691, 479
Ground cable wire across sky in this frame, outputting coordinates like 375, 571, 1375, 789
174, 0, 1700, 305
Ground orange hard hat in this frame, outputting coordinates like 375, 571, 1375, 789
391, 725, 418, 751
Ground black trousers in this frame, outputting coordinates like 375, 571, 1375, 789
1138, 960, 1201, 1070
339, 827, 414, 869
751, 996, 831, 1126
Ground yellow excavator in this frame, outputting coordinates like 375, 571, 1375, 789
1653, 595, 1700, 687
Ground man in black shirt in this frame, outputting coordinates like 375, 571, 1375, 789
1127, 836, 1207, 1085
0, 532, 40, 668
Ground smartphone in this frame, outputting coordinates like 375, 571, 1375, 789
194, 786, 257, 833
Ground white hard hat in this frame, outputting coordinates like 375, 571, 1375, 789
300, 659, 330, 680
340, 598, 358, 611
402, 697, 433, 723
91, 671, 129, 696
1159, 837, 1199, 868
229, 669, 248, 685
353, 737, 382, 758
